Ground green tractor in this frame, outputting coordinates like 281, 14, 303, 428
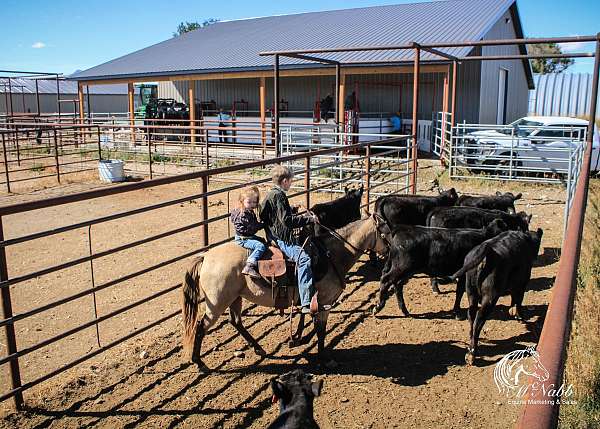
134, 83, 158, 119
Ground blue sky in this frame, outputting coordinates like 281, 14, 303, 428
0, 0, 598, 76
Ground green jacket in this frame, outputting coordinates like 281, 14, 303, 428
259, 185, 311, 244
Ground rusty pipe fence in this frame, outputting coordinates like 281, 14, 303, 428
516, 35, 600, 429
0, 125, 102, 192
0, 135, 411, 409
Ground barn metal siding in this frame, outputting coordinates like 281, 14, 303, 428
454, 57, 481, 124
529, 73, 599, 119
478, 9, 529, 124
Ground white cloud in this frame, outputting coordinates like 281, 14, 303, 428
31, 42, 46, 49
558, 36, 594, 53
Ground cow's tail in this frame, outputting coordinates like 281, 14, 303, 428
182, 256, 205, 360
450, 241, 492, 281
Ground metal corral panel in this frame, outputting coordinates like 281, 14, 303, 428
72, 0, 518, 81
529, 73, 599, 119
478, 8, 529, 124
0, 93, 128, 114
0, 78, 129, 95
0, 94, 127, 113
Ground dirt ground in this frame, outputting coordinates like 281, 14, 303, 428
0, 159, 565, 428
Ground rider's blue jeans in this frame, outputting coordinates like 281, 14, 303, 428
276, 239, 313, 307
234, 235, 267, 265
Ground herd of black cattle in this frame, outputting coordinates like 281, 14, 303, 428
266, 188, 545, 429
311, 187, 543, 366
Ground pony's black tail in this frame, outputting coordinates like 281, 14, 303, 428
182, 256, 205, 362
450, 241, 492, 281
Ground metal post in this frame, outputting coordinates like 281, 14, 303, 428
14, 127, 20, 167
304, 156, 311, 209
7, 78, 13, 116
35, 79, 40, 116
0, 216, 24, 409
148, 138, 153, 179
55, 75, 61, 121
335, 63, 340, 127
204, 129, 210, 168
410, 46, 421, 194
53, 129, 60, 183
200, 176, 209, 247
1, 134, 11, 193
364, 145, 371, 210
97, 126, 102, 161
274, 54, 280, 157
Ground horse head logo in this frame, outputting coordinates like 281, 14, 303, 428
493, 346, 550, 396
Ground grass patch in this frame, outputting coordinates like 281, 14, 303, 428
560, 179, 600, 428
30, 164, 46, 173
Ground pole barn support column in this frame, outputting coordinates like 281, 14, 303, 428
410, 46, 421, 194
77, 83, 85, 123
128, 82, 135, 145
259, 76, 266, 157
338, 71, 346, 134
273, 55, 280, 157
450, 61, 458, 128
188, 81, 196, 145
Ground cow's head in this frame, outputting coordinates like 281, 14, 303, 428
517, 211, 533, 231
496, 191, 522, 201
439, 187, 459, 205
484, 219, 508, 237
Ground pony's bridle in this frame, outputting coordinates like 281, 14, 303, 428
305, 209, 364, 254
372, 212, 393, 249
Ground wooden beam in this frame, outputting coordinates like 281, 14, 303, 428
338, 72, 346, 131
79, 64, 449, 86
77, 83, 85, 123
259, 76, 266, 152
450, 61, 458, 127
188, 81, 196, 145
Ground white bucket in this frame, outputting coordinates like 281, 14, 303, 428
98, 159, 125, 183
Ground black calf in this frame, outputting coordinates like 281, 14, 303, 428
268, 369, 323, 429
450, 229, 543, 364
374, 219, 507, 318
375, 188, 458, 227
310, 186, 363, 235
456, 191, 522, 213
427, 206, 531, 232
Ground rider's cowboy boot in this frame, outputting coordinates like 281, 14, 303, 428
242, 263, 260, 279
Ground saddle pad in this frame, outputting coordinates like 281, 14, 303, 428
258, 246, 287, 278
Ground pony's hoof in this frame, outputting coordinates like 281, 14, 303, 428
465, 352, 475, 366
454, 311, 466, 321
254, 347, 267, 357
192, 359, 211, 373
509, 306, 524, 320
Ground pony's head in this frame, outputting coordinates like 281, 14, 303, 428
521, 346, 549, 383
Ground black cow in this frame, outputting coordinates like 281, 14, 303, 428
268, 369, 323, 429
375, 188, 459, 227
373, 219, 507, 318
450, 228, 543, 364
456, 191, 522, 213
310, 186, 363, 235
427, 206, 531, 232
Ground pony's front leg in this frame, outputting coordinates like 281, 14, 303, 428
289, 313, 306, 347
229, 297, 267, 357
